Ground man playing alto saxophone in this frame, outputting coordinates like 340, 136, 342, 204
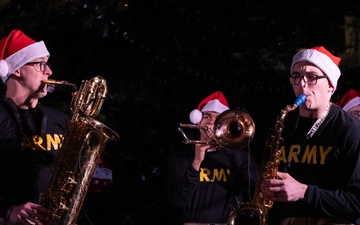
260, 46, 360, 225
0, 30, 69, 225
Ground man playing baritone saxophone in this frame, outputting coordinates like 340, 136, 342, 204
0, 30, 69, 225
260, 46, 360, 225
167, 91, 259, 225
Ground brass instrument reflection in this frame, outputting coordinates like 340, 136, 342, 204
178, 108, 255, 151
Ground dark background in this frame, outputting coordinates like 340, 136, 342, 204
1, 1, 360, 224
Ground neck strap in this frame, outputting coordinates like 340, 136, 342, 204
305, 103, 330, 140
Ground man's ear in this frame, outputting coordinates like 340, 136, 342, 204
12, 69, 21, 78
327, 80, 335, 93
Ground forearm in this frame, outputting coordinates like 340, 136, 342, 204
306, 185, 360, 218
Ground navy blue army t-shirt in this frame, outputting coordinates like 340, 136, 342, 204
0, 99, 68, 216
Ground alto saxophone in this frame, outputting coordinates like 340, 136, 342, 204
38, 76, 120, 225
227, 94, 306, 225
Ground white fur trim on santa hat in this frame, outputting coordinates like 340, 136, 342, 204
201, 99, 229, 113
0, 41, 49, 84
343, 96, 360, 112
291, 49, 341, 92
0, 60, 9, 79
189, 109, 202, 124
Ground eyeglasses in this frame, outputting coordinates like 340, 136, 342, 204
24, 61, 51, 73
349, 110, 360, 120
289, 73, 327, 85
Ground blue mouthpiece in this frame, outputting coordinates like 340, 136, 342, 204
294, 94, 307, 107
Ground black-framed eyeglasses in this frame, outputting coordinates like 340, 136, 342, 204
24, 61, 51, 73
289, 73, 327, 85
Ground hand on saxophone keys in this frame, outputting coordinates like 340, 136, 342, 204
7, 202, 50, 225
260, 171, 309, 202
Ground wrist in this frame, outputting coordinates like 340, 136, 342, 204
192, 160, 202, 171
301, 185, 309, 201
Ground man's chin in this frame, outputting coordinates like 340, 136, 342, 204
37, 90, 48, 98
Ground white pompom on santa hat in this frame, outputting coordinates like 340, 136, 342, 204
336, 89, 360, 112
189, 91, 229, 124
0, 29, 49, 84
291, 46, 341, 92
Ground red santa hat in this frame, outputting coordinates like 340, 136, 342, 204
336, 89, 360, 112
0, 29, 50, 84
189, 91, 229, 124
291, 46, 341, 92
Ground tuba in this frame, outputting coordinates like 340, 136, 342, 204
38, 76, 120, 225
178, 108, 255, 151
227, 94, 306, 225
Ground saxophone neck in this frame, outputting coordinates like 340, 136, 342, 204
43, 79, 78, 91
277, 94, 307, 128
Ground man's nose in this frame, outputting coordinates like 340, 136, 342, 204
45, 66, 52, 76
300, 78, 308, 87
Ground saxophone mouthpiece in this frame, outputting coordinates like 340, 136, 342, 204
294, 94, 307, 107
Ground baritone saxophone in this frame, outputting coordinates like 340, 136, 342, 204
39, 76, 120, 225
227, 94, 306, 225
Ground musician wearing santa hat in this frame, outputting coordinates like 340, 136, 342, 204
167, 91, 258, 225
0, 29, 69, 225
260, 46, 360, 225
336, 89, 360, 120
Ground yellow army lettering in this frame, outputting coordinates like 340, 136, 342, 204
21, 134, 63, 151
279, 145, 332, 165
200, 168, 231, 182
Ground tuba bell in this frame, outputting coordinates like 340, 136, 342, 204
178, 108, 255, 151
